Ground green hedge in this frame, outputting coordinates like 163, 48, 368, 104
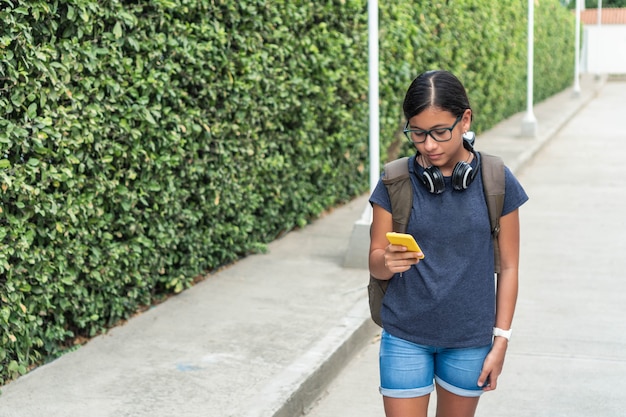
377, 0, 575, 159
0, 0, 574, 384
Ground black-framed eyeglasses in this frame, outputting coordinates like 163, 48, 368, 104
403, 115, 463, 144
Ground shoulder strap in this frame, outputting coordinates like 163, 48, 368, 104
479, 152, 505, 274
382, 157, 412, 233
368, 157, 412, 328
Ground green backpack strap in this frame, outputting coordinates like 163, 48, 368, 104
382, 157, 412, 234
479, 152, 505, 274
368, 157, 413, 327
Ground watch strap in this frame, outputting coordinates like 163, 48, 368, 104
493, 327, 512, 340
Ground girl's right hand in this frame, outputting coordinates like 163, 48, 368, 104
384, 244, 422, 274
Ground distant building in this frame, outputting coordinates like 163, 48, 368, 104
579, 8, 626, 74
580, 7, 626, 25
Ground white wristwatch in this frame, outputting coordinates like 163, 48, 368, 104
493, 327, 512, 340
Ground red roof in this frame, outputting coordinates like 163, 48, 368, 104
579, 7, 626, 25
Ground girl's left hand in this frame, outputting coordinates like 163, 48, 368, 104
477, 338, 508, 391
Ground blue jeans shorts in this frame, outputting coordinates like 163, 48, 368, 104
379, 330, 491, 398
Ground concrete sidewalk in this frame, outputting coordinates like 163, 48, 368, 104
306, 78, 626, 417
0, 74, 609, 417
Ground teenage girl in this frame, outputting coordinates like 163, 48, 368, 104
369, 70, 528, 417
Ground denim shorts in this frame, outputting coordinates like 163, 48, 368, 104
379, 330, 491, 398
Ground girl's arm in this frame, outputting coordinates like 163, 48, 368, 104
494, 208, 521, 336
478, 208, 521, 391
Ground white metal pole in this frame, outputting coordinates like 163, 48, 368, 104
368, 0, 379, 196
343, 0, 379, 268
521, 0, 537, 137
573, 0, 581, 95
598, 0, 602, 26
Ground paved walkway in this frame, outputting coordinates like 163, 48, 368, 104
0, 74, 617, 417
305, 78, 626, 417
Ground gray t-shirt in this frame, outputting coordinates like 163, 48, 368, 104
369, 154, 529, 348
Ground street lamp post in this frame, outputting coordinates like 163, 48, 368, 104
573, 0, 582, 96
368, 0, 380, 198
343, 0, 378, 268
595, 0, 602, 79
521, 0, 537, 137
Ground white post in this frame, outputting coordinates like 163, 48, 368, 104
573, 0, 581, 96
368, 0, 380, 197
343, 0, 378, 268
595, 0, 602, 79
521, 0, 537, 137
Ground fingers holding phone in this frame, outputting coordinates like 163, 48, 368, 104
384, 232, 424, 272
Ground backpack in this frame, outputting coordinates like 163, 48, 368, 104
367, 152, 505, 327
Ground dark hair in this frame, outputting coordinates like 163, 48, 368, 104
402, 70, 471, 121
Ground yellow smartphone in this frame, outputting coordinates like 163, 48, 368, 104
386, 232, 425, 259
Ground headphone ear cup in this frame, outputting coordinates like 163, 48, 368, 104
422, 167, 446, 194
451, 162, 474, 191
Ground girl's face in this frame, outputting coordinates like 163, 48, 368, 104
406, 107, 472, 176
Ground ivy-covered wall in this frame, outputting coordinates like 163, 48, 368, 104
377, 0, 575, 159
0, 0, 574, 384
